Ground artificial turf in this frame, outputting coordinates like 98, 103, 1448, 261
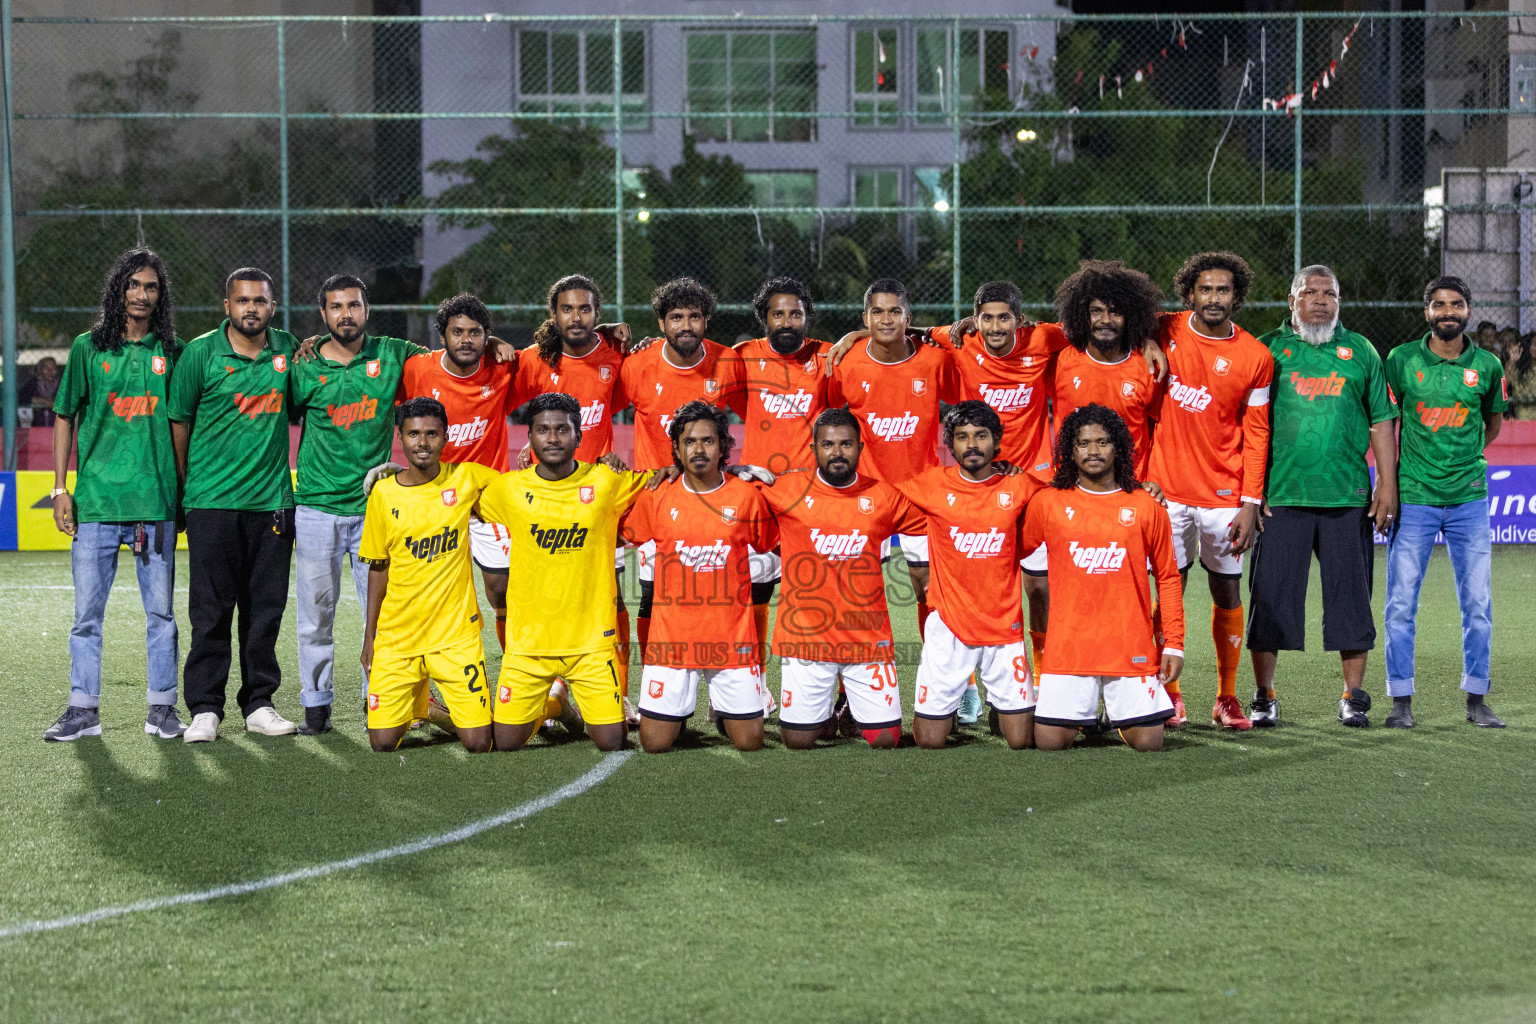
1, 547, 1534, 1023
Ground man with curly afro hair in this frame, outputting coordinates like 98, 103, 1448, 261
1145, 251, 1274, 731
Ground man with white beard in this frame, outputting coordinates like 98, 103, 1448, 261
1245, 266, 1399, 727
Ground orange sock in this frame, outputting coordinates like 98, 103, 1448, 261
614, 607, 631, 700
1028, 629, 1046, 690
1212, 605, 1244, 698
752, 602, 770, 665
917, 602, 932, 640
494, 615, 506, 651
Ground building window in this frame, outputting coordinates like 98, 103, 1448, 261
685, 30, 817, 143
915, 27, 1010, 125
912, 167, 950, 213
852, 168, 902, 208
746, 170, 817, 232
851, 28, 899, 127
517, 28, 647, 129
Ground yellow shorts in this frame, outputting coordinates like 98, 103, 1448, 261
495, 651, 623, 727
368, 636, 493, 731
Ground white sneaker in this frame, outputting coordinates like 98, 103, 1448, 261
244, 706, 297, 736
183, 712, 220, 743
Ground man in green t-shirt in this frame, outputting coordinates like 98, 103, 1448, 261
288, 274, 428, 735
43, 248, 186, 743
168, 267, 299, 743
1246, 266, 1399, 729
1382, 276, 1509, 729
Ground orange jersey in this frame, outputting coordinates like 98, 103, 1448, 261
827, 339, 962, 484
514, 343, 628, 462
620, 475, 778, 669
897, 466, 1043, 646
1020, 486, 1184, 676
1049, 345, 1164, 478
760, 471, 926, 663
400, 352, 526, 472
734, 336, 831, 473
1145, 312, 1273, 507
931, 323, 1070, 480
620, 341, 747, 471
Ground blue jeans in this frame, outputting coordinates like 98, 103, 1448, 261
295, 505, 370, 708
69, 520, 179, 709
1384, 500, 1492, 696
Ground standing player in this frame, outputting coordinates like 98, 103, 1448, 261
477, 393, 652, 752
359, 398, 496, 753
1144, 251, 1273, 730
620, 402, 778, 753
1026, 404, 1184, 752
288, 274, 427, 734
761, 408, 928, 750
1383, 276, 1509, 729
898, 402, 1043, 750
401, 293, 528, 651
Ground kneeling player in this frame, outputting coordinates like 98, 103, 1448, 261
897, 401, 1043, 749
1023, 404, 1185, 752
477, 393, 652, 752
360, 398, 497, 753
621, 401, 778, 753
761, 409, 928, 749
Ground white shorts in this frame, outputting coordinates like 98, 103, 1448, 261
749, 545, 781, 585
637, 538, 657, 583
640, 664, 764, 721
913, 611, 1034, 719
470, 516, 510, 572
1020, 542, 1048, 575
878, 533, 929, 565
1035, 673, 1174, 729
779, 658, 901, 730
1165, 500, 1243, 576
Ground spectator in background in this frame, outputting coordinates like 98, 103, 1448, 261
22, 357, 61, 428
1496, 326, 1520, 366
1474, 321, 1498, 352
1506, 332, 1536, 420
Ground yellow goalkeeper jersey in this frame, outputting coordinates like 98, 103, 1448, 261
359, 461, 499, 656
478, 462, 650, 656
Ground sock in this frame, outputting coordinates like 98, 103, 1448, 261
1028, 630, 1047, 690
494, 615, 506, 651
614, 607, 631, 701
862, 726, 901, 747
917, 602, 932, 641
1212, 605, 1244, 699
1257, 686, 1276, 701
752, 602, 770, 665
637, 616, 651, 661
966, 676, 979, 697
1342, 686, 1353, 700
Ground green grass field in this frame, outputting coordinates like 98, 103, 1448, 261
2, 547, 1534, 1023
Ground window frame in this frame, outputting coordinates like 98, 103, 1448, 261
684, 28, 819, 144
514, 26, 650, 130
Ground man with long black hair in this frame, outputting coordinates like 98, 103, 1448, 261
44, 248, 185, 742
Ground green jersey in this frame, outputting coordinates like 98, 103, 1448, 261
289, 334, 427, 517
1385, 333, 1509, 506
168, 320, 297, 512
52, 330, 180, 523
1259, 321, 1397, 507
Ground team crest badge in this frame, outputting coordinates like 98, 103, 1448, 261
1213, 356, 1231, 376
648, 677, 665, 699
498, 685, 511, 704
441, 488, 458, 507
1464, 369, 1480, 387
704, 378, 719, 394
1336, 346, 1353, 360
803, 359, 817, 373
912, 378, 928, 395
1119, 507, 1137, 526
997, 492, 1014, 510
579, 486, 595, 504
366, 359, 380, 377
1022, 356, 1034, 367
272, 354, 287, 373
858, 496, 874, 514
1122, 380, 1135, 397
368, 694, 379, 710
151, 356, 166, 375
599, 365, 613, 381
721, 506, 737, 523
479, 385, 494, 398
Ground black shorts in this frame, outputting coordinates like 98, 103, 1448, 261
1246, 505, 1376, 653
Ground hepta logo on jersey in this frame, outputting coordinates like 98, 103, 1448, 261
1290, 371, 1345, 401
406, 525, 459, 562
978, 382, 1034, 412
674, 538, 731, 569
579, 401, 606, 429
949, 525, 1006, 558
530, 521, 589, 553
1069, 540, 1128, 574
808, 527, 869, 560
441, 488, 458, 507
1213, 356, 1231, 376
1119, 507, 1137, 526
108, 392, 159, 422
1166, 375, 1213, 413
579, 486, 595, 504
327, 396, 378, 430
760, 388, 814, 418
446, 416, 489, 446
865, 411, 920, 442
233, 389, 284, 419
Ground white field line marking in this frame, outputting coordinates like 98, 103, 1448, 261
0, 749, 632, 939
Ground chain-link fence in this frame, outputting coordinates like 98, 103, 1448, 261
2, 10, 1529, 424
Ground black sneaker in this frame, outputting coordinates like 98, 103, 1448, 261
1250, 696, 1280, 728
1383, 700, 1414, 729
144, 705, 188, 739
1467, 702, 1506, 729
44, 707, 102, 742
1337, 688, 1371, 728
296, 705, 333, 736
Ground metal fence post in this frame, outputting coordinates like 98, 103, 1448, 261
277, 18, 291, 330
612, 17, 624, 326
950, 17, 962, 322
1292, 12, 1303, 275
1, 0, 16, 471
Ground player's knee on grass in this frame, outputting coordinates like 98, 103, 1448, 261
368, 726, 409, 753
721, 715, 765, 752
588, 722, 627, 752
995, 709, 1034, 750
913, 716, 952, 749
1034, 724, 1078, 751
458, 726, 494, 754
781, 724, 820, 750
638, 716, 682, 754
493, 721, 538, 751
862, 725, 900, 749
1121, 724, 1165, 752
